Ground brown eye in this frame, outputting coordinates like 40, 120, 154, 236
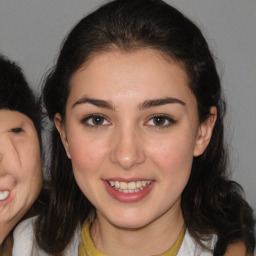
146, 114, 176, 128
91, 116, 105, 125
152, 116, 166, 126
82, 114, 111, 127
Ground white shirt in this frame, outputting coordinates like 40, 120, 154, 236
13, 217, 216, 256
12, 217, 80, 256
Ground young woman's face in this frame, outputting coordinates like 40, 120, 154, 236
56, 49, 215, 229
0, 110, 42, 235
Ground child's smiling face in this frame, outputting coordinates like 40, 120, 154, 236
56, 48, 216, 230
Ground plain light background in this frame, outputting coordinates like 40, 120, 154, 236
0, 0, 255, 211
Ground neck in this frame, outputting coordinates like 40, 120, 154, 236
0, 223, 13, 245
91, 204, 184, 256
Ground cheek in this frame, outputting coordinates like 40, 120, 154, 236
149, 136, 194, 202
148, 131, 195, 177
19, 141, 42, 184
68, 135, 108, 176
68, 135, 110, 202
13, 138, 42, 214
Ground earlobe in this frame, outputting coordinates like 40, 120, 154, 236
193, 106, 217, 157
54, 113, 71, 159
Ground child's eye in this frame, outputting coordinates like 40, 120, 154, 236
8, 127, 24, 133
146, 115, 176, 128
82, 114, 111, 127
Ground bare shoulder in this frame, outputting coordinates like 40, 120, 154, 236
224, 241, 247, 256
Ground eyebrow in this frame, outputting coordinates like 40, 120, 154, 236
72, 96, 185, 110
139, 97, 185, 110
72, 97, 115, 110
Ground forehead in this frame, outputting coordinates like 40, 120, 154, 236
68, 49, 195, 107
0, 109, 33, 129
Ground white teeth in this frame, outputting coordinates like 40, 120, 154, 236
128, 182, 136, 190
136, 181, 142, 188
0, 191, 10, 201
109, 181, 115, 186
120, 182, 127, 190
108, 180, 152, 193
114, 181, 120, 188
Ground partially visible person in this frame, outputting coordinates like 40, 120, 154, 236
0, 55, 43, 255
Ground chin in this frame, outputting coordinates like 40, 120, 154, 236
108, 214, 153, 230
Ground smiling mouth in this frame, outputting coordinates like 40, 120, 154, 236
0, 190, 10, 201
107, 180, 152, 193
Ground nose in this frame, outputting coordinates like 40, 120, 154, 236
110, 126, 146, 170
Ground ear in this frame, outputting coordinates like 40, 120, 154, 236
54, 113, 71, 159
193, 106, 217, 157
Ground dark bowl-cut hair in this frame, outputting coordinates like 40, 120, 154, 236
0, 55, 41, 146
38, 0, 255, 255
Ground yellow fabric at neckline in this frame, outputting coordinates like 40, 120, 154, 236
79, 222, 185, 256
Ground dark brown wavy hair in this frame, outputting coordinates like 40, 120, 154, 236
37, 0, 255, 255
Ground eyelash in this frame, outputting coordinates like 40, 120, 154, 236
8, 127, 24, 133
81, 114, 111, 128
81, 114, 176, 129
145, 114, 176, 129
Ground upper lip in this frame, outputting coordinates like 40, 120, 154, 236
0, 187, 12, 193
0, 176, 16, 191
103, 177, 154, 182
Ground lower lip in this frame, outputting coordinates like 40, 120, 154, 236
103, 181, 155, 203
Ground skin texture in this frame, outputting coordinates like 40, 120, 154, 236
224, 241, 247, 256
55, 49, 217, 256
0, 110, 42, 244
